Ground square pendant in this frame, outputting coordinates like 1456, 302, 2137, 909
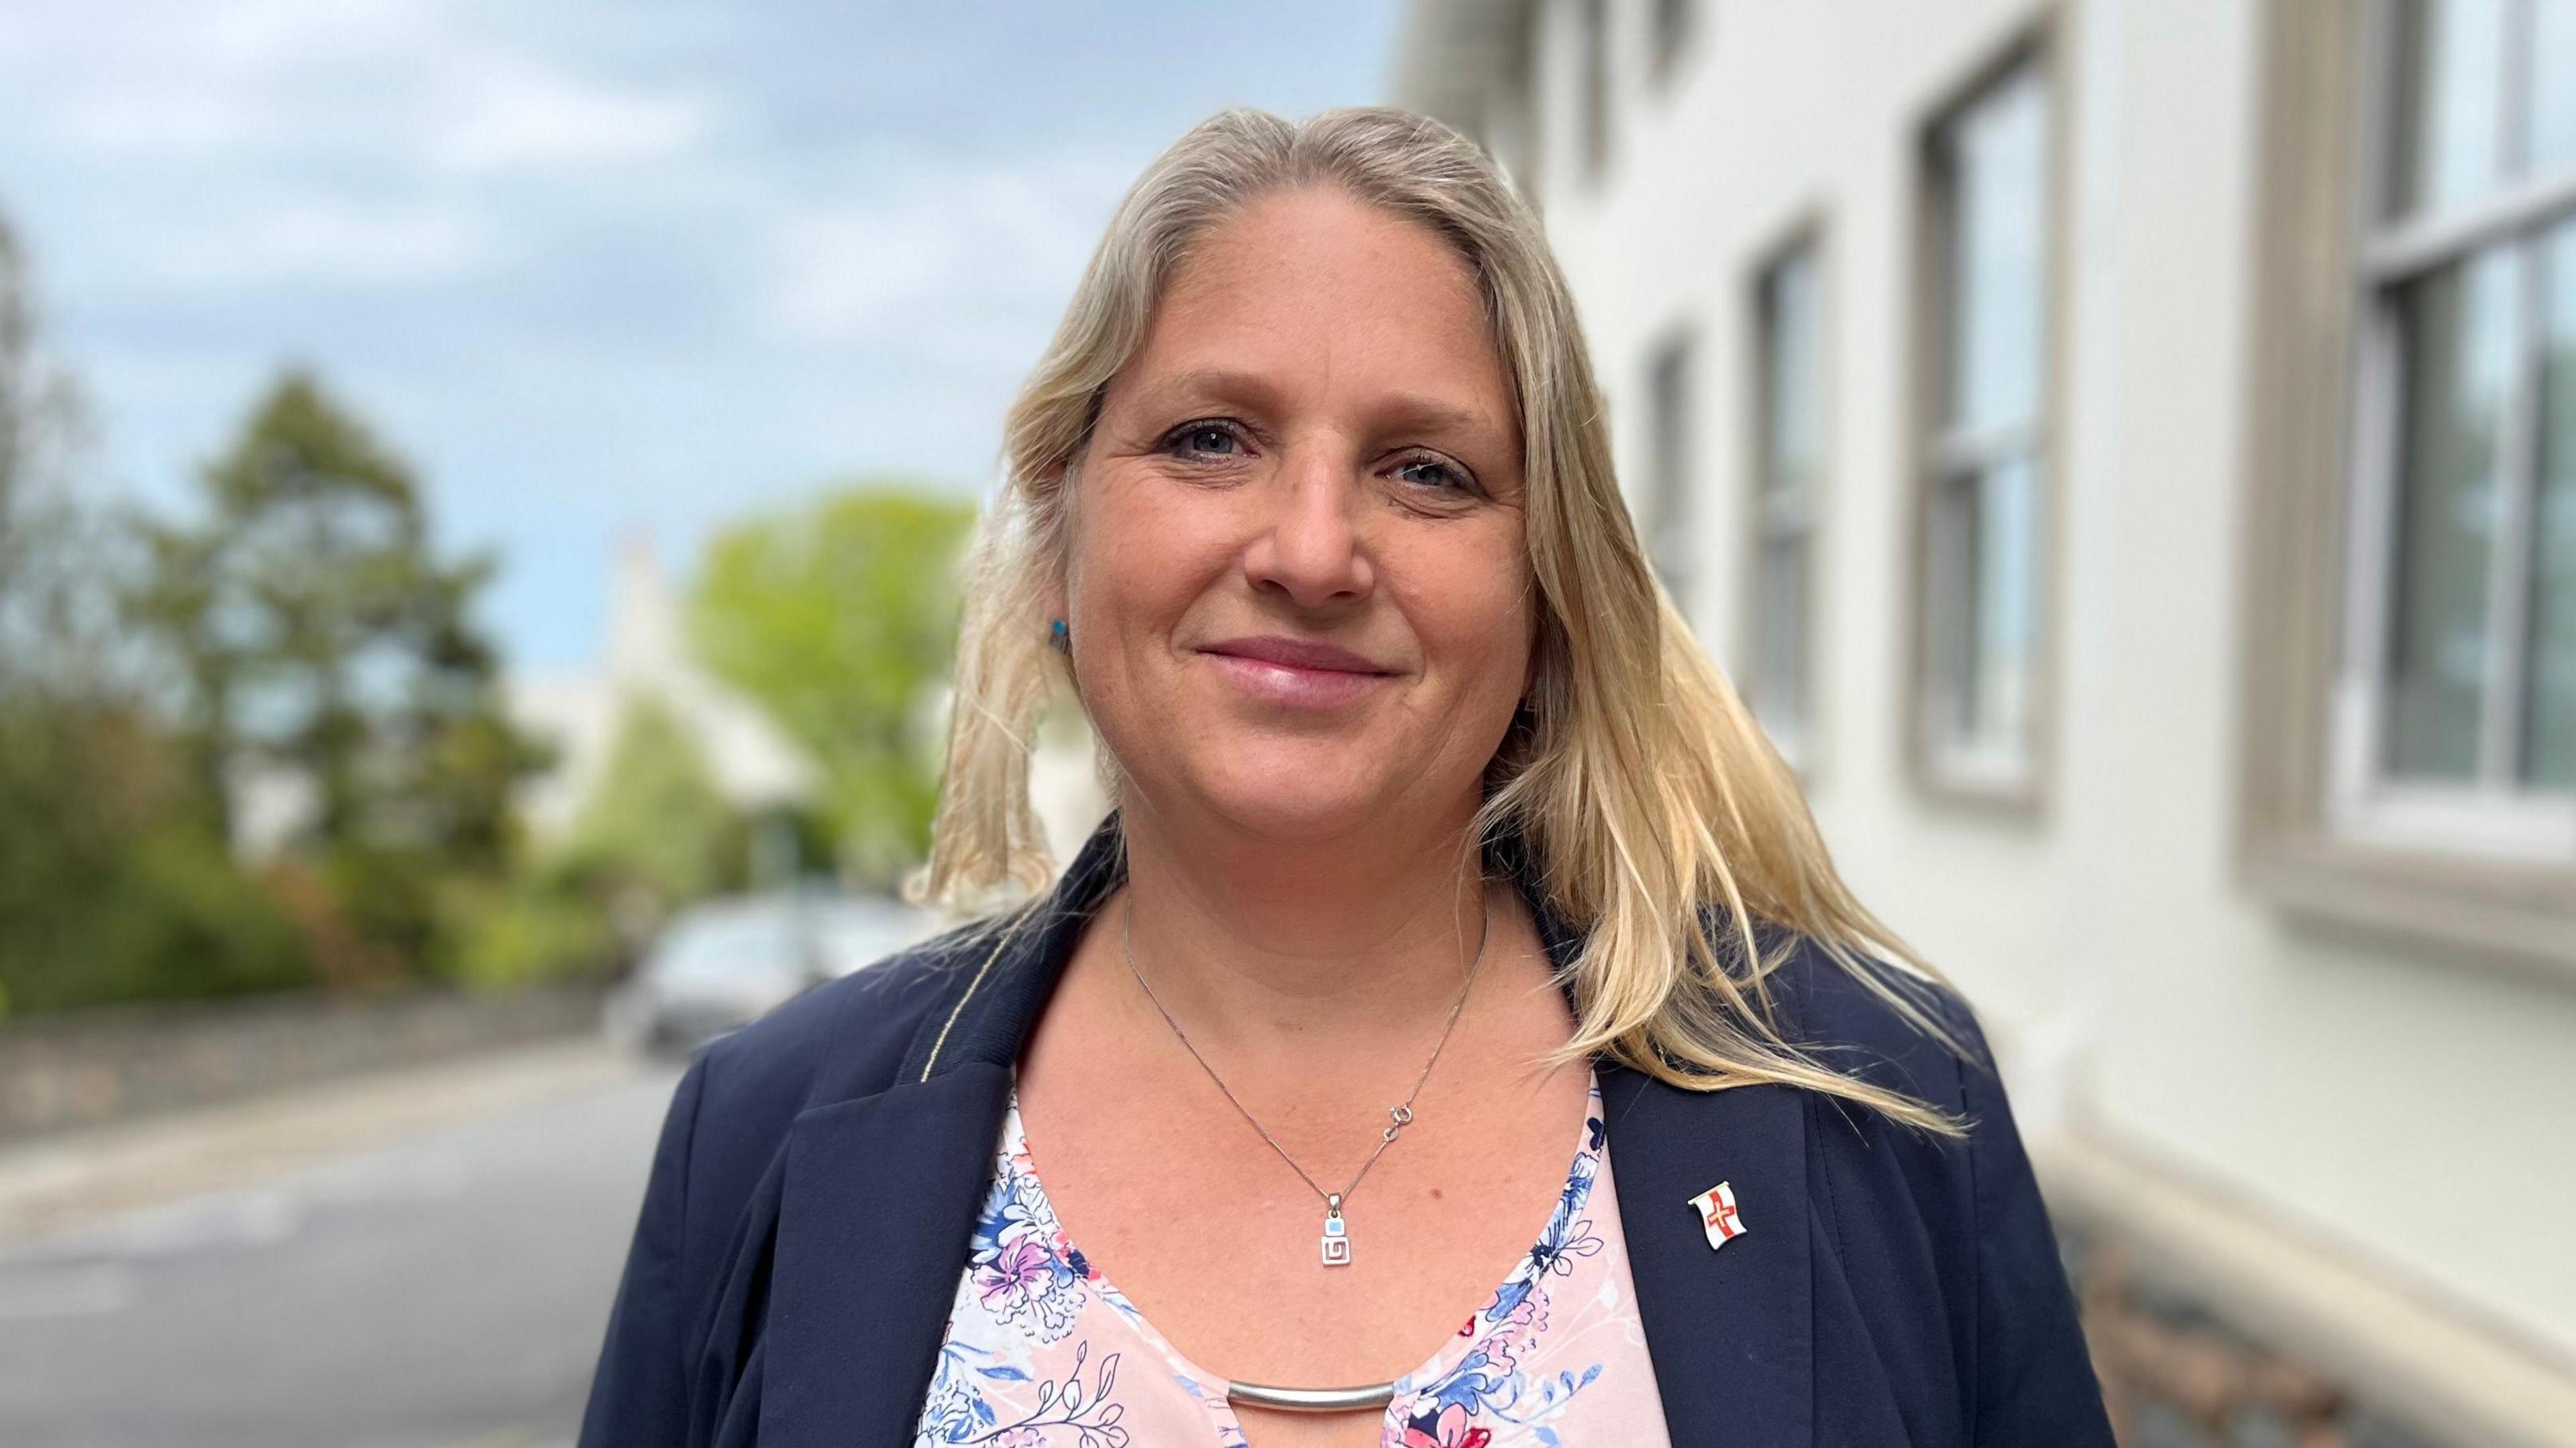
1320, 1214, 1351, 1266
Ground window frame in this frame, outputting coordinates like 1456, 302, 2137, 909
2328, 0, 2576, 860
2236, 0, 2576, 985
1641, 326, 1701, 618
1902, 21, 2070, 812
1575, 0, 1613, 184
1648, 0, 1697, 91
1743, 219, 1831, 776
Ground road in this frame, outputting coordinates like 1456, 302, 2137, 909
0, 1045, 682, 1448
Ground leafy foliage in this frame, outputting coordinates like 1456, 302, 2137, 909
690, 482, 973, 887
119, 370, 547, 988
0, 698, 309, 1012
559, 693, 749, 911
0, 214, 315, 1014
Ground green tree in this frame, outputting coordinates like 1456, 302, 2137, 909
0, 209, 309, 1014
559, 694, 747, 911
125, 370, 540, 983
690, 482, 973, 887
0, 211, 105, 700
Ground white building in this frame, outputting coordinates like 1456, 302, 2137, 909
1398, 1, 2576, 1441
508, 533, 817, 844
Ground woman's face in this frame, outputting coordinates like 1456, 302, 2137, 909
1054, 185, 1533, 844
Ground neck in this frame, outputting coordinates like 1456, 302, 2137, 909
1111, 794, 1499, 1050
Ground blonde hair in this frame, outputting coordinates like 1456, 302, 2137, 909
914, 105, 1969, 1135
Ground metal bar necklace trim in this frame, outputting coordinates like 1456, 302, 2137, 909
1224, 1379, 1399, 1413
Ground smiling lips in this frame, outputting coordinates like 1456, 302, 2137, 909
1198, 635, 1396, 710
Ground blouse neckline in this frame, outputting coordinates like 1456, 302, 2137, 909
996, 1068, 1613, 1433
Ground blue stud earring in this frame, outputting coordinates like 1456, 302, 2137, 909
1048, 618, 1070, 655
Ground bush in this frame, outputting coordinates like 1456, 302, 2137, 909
0, 820, 311, 1013
0, 701, 313, 1013
436, 872, 618, 992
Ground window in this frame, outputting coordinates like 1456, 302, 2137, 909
1915, 53, 2055, 796
2332, 0, 2576, 856
1577, 0, 1612, 180
1750, 239, 1823, 767
2237, 0, 2576, 972
1644, 334, 1699, 610
1651, 0, 1696, 85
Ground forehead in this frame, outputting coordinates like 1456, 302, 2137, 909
1119, 187, 1516, 429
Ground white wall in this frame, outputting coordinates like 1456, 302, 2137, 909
1513, 0, 2576, 1362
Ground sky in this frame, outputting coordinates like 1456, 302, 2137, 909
0, 0, 1403, 671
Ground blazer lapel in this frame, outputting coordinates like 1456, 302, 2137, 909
755, 815, 1125, 1448
1601, 1063, 1815, 1448
759, 1063, 1012, 1448
1507, 826, 1816, 1447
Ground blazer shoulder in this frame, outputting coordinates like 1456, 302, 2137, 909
679, 913, 1010, 1183
585, 911, 1027, 1418
1728, 929, 2117, 1443
1734, 922, 1993, 1120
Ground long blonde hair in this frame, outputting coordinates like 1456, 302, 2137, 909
914, 106, 1969, 1135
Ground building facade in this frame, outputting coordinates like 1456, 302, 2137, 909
507, 533, 817, 847
1396, 1, 2576, 1442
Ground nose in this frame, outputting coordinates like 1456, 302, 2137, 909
1240, 442, 1374, 608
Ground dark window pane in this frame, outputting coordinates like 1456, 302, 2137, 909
1972, 454, 2039, 744
2526, 0, 2576, 180
2525, 220, 2576, 787
2390, 0, 2510, 217
1760, 246, 1822, 500
1939, 63, 2049, 435
2387, 247, 2519, 779
1652, 0, 1693, 68
1926, 469, 1981, 744
1754, 535, 1809, 750
1925, 457, 2036, 753
1753, 243, 1820, 755
1580, 0, 1611, 176
1646, 339, 1695, 597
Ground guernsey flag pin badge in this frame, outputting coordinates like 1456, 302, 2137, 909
1688, 1180, 1749, 1251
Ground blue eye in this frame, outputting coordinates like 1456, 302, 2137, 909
1393, 455, 1470, 492
1169, 423, 1241, 457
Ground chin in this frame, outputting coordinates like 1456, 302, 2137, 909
1185, 744, 1418, 842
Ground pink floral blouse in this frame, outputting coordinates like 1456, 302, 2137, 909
911, 1074, 1672, 1447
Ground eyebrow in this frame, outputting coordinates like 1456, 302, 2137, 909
1371, 392, 1497, 441
1127, 366, 1287, 418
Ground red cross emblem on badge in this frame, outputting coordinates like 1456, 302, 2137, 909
1689, 1180, 1748, 1251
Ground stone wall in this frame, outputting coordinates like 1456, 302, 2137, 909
0, 983, 609, 1141
2063, 1223, 2445, 1448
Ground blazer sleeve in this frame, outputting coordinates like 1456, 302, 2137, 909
578, 1050, 711, 1448
1943, 995, 2119, 1447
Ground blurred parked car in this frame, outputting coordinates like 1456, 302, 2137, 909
604, 891, 942, 1055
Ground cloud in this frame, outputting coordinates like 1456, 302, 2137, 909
759, 154, 1127, 364
25, 0, 704, 179
206, 199, 492, 288
195, 0, 439, 70
425, 54, 710, 174
28, 0, 433, 158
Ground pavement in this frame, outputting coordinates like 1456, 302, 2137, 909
0, 1038, 683, 1448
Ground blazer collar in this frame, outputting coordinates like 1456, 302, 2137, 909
761, 809, 1811, 1448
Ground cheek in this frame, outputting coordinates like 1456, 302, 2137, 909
1065, 475, 1231, 665
1068, 474, 1182, 610
1395, 541, 1533, 706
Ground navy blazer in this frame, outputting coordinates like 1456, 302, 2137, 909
578, 812, 2116, 1447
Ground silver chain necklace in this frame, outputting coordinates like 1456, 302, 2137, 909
1119, 887, 1493, 1270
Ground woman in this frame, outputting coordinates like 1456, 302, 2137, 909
580, 107, 2114, 1448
